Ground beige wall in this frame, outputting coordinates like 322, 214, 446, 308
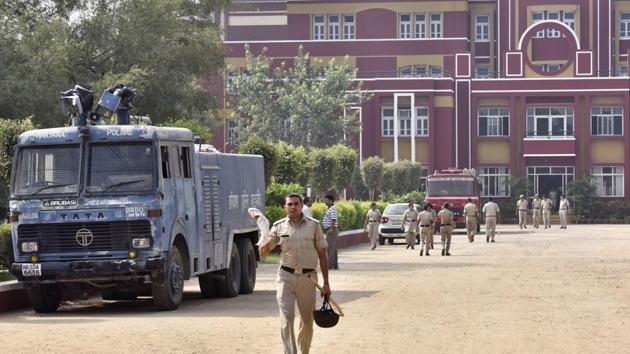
288, 1, 468, 15
477, 97, 509, 106
477, 141, 511, 163
591, 96, 625, 104
380, 139, 429, 163
434, 96, 454, 108
397, 55, 444, 68
591, 140, 625, 163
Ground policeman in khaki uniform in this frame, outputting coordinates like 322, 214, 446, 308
542, 195, 553, 229
260, 193, 331, 354
482, 197, 500, 243
401, 202, 419, 250
531, 194, 542, 229
363, 202, 381, 250
559, 195, 571, 229
516, 194, 529, 229
416, 204, 434, 256
463, 197, 479, 243
437, 203, 455, 256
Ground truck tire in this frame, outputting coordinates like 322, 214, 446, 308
378, 235, 385, 245
198, 273, 218, 298
218, 242, 241, 298
152, 247, 184, 311
27, 283, 62, 313
237, 238, 256, 294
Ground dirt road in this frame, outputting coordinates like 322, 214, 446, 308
3, 225, 630, 353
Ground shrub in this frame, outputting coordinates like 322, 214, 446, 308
385, 191, 425, 205
361, 156, 384, 201
309, 148, 336, 196
1, 117, 36, 221
329, 144, 357, 194
311, 202, 327, 222
274, 141, 309, 185
265, 182, 304, 207
352, 201, 372, 229
239, 136, 278, 186
335, 201, 357, 231
0, 223, 12, 269
265, 206, 287, 224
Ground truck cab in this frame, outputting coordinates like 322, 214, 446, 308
424, 168, 481, 230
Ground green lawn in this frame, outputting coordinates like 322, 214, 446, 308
0, 270, 15, 282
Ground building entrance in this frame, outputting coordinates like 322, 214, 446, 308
527, 166, 574, 211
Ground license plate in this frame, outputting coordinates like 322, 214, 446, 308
22, 264, 42, 277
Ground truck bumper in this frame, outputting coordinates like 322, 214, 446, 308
10, 256, 166, 283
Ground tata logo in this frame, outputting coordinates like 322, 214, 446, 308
43, 199, 78, 207
75, 228, 94, 247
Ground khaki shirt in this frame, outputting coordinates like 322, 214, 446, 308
463, 202, 478, 220
366, 209, 381, 223
402, 209, 420, 232
516, 199, 528, 211
542, 199, 553, 211
482, 202, 500, 217
268, 216, 328, 270
417, 210, 434, 226
532, 198, 542, 209
437, 209, 454, 225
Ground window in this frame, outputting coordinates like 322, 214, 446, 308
381, 108, 394, 136
533, 12, 544, 38
181, 146, 191, 178
563, 11, 575, 32
328, 15, 339, 39
227, 119, 239, 145
160, 146, 170, 179
430, 66, 442, 77
171, 146, 181, 177
415, 14, 426, 38
313, 15, 324, 40
398, 109, 411, 136
400, 14, 411, 38
416, 107, 429, 136
526, 107, 574, 137
591, 167, 624, 197
621, 13, 630, 38
343, 15, 355, 39
547, 12, 560, 37
476, 15, 489, 41
478, 108, 509, 136
414, 64, 427, 77
430, 13, 441, 38
479, 167, 510, 197
619, 64, 628, 77
546, 63, 562, 72
399, 66, 412, 78
591, 107, 623, 136
475, 66, 489, 78
13, 145, 80, 196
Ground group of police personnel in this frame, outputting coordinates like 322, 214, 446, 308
363, 194, 572, 257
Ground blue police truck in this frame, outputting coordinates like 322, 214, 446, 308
9, 124, 265, 312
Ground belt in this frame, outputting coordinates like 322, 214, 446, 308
369, 220, 378, 222
560, 208, 568, 211
420, 224, 431, 227
533, 208, 541, 209
406, 219, 416, 222
440, 223, 452, 226
280, 265, 315, 275
519, 209, 527, 211
485, 215, 496, 217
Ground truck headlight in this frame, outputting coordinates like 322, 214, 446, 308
21, 241, 38, 253
132, 238, 151, 249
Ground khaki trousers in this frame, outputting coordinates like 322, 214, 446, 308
518, 210, 528, 228
533, 209, 542, 227
405, 232, 415, 248
543, 210, 551, 228
440, 226, 453, 253
420, 226, 433, 253
367, 223, 379, 248
485, 217, 497, 241
559, 210, 568, 228
326, 228, 338, 268
465, 217, 477, 242
276, 269, 318, 354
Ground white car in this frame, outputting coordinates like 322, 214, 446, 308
378, 203, 421, 245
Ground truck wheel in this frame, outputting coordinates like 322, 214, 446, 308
152, 247, 184, 311
27, 283, 62, 313
198, 273, 218, 298
237, 238, 256, 294
378, 235, 385, 245
218, 242, 241, 298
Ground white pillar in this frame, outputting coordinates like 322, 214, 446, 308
410, 94, 416, 162
394, 95, 399, 162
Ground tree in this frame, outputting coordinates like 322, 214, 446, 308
161, 118, 213, 143
0, 117, 36, 220
309, 148, 336, 197
330, 145, 357, 198
239, 136, 278, 187
274, 141, 309, 185
361, 156, 384, 201
0, 0, 229, 127
566, 177, 598, 220
228, 45, 372, 148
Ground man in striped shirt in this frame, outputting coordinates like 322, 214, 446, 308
323, 195, 339, 270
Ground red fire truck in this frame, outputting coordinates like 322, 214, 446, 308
424, 168, 481, 232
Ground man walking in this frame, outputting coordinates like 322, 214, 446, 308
401, 202, 419, 250
302, 196, 313, 218
437, 203, 454, 256
323, 195, 339, 269
482, 197, 500, 243
559, 195, 571, 229
532, 194, 542, 229
463, 197, 479, 242
363, 202, 381, 250
516, 194, 529, 229
417, 204, 434, 256
260, 193, 331, 354
542, 195, 553, 229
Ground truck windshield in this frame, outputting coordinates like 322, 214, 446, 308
13, 145, 80, 196
427, 177, 476, 196
87, 142, 155, 194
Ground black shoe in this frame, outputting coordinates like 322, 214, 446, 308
411, 246, 415, 250
486, 235, 489, 243
406, 245, 410, 249
491, 240, 495, 243
426, 252, 430, 256
371, 245, 376, 250
445, 253, 451, 256
441, 249, 445, 256
430, 245, 434, 249
420, 249, 423, 256
524, 226, 527, 229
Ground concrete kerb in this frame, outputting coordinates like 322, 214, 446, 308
0, 229, 370, 313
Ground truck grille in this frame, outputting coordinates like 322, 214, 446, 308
17, 220, 151, 253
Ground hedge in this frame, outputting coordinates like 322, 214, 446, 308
0, 223, 12, 269
265, 182, 304, 207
